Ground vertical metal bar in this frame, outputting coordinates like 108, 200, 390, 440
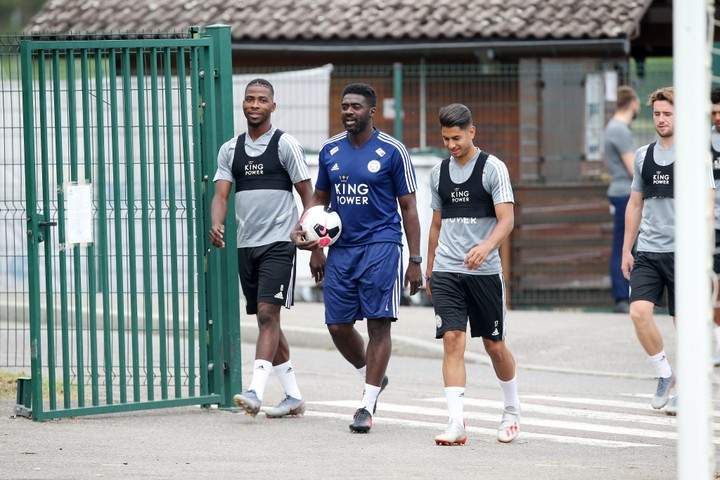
674, 1, 714, 478
67, 49, 86, 408
109, 49, 127, 404
81, 50, 100, 407
164, 47, 182, 399
190, 47, 208, 397
199, 42, 223, 400
393, 62, 403, 142
20, 41, 44, 420
419, 58, 427, 150
136, 47, 154, 402
122, 47, 141, 402
205, 24, 240, 406
95, 49, 113, 405
52, 51, 71, 409
178, 47, 196, 397
37, 51, 57, 411
150, 47, 168, 399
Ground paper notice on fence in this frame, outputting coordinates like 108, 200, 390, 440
64, 182, 93, 245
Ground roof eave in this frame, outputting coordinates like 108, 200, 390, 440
231, 37, 631, 57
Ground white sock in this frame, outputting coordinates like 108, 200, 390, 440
274, 360, 302, 400
649, 351, 673, 378
360, 383, 381, 412
444, 386, 465, 426
498, 376, 520, 410
248, 359, 272, 401
356, 365, 367, 381
714, 326, 720, 353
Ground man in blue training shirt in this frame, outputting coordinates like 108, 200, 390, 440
292, 83, 423, 433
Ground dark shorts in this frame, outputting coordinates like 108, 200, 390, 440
323, 242, 402, 324
431, 271, 506, 341
237, 241, 296, 315
630, 251, 674, 316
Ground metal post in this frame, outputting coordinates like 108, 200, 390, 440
204, 25, 241, 408
19, 40, 43, 420
419, 58, 427, 150
674, 1, 714, 478
393, 62, 403, 141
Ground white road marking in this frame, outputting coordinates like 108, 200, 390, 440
525, 394, 720, 418
302, 411, 657, 448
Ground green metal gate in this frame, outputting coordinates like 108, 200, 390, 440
19, 26, 241, 420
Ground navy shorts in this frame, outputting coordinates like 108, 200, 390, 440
323, 242, 402, 324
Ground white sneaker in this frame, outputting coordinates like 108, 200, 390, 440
713, 353, 720, 367
497, 406, 520, 443
664, 395, 678, 416
434, 421, 467, 446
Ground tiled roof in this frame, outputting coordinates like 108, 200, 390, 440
26, 0, 652, 42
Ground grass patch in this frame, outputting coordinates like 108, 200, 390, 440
0, 370, 75, 401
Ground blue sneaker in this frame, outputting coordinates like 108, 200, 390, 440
233, 390, 262, 416
264, 395, 305, 418
651, 375, 675, 409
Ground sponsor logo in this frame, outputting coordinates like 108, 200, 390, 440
447, 218, 478, 224
435, 315, 442, 328
244, 160, 264, 176
652, 171, 670, 185
334, 182, 370, 205
375, 147, 386, 157
331, 163, 339, 171
451, 187, 470, 203
367, 160, 381, 173
492, 328, 500, 336
330, 146, 339, 156
714, 158, 720, 170
274, 284, 284, 300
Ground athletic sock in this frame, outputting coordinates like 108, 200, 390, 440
714, 326, 720, 353
356, 365, 367, 381
649, 351, 673, 378
498, 376, 520, 411
444, 386, 465, 426
248, 359, 272, 401
360, 383, 381, 412
274, 360, 302, 400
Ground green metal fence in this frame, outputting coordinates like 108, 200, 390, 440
15, 26, 240, 420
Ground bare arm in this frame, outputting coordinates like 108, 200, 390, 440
293, 181, 328, 283
208, 180, 232, 248
464, 202, 514, 270
621, 152, 635, 177
621, 190, 644, 279
425, 209, 442, 298
398, 192, 422, 295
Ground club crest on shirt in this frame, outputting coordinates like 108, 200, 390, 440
367, 160, 381, 173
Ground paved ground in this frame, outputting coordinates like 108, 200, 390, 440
1, 303, 717, 479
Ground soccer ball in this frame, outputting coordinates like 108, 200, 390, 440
300, 205, 342, 247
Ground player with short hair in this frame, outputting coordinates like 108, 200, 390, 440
622, 87, 714, 414
604, 86, 640, 313
209, 78, 322, 417
426, 103, 519, 445
292, 82, 423, 433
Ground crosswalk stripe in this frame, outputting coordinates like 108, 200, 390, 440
303, 411, 657, 449
421, 397, 717, 429
310, 400, 720, 444
521, 394, 712, 414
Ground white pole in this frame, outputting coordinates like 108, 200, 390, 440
674, 0, 714, 479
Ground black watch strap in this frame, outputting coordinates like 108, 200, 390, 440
409, 255, 423, 264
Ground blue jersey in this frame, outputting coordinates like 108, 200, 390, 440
316, 129, 417, 247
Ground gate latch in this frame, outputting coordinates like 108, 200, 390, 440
31, 214, 57, 243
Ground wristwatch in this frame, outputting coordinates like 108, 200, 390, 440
408, 255, 423, 265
